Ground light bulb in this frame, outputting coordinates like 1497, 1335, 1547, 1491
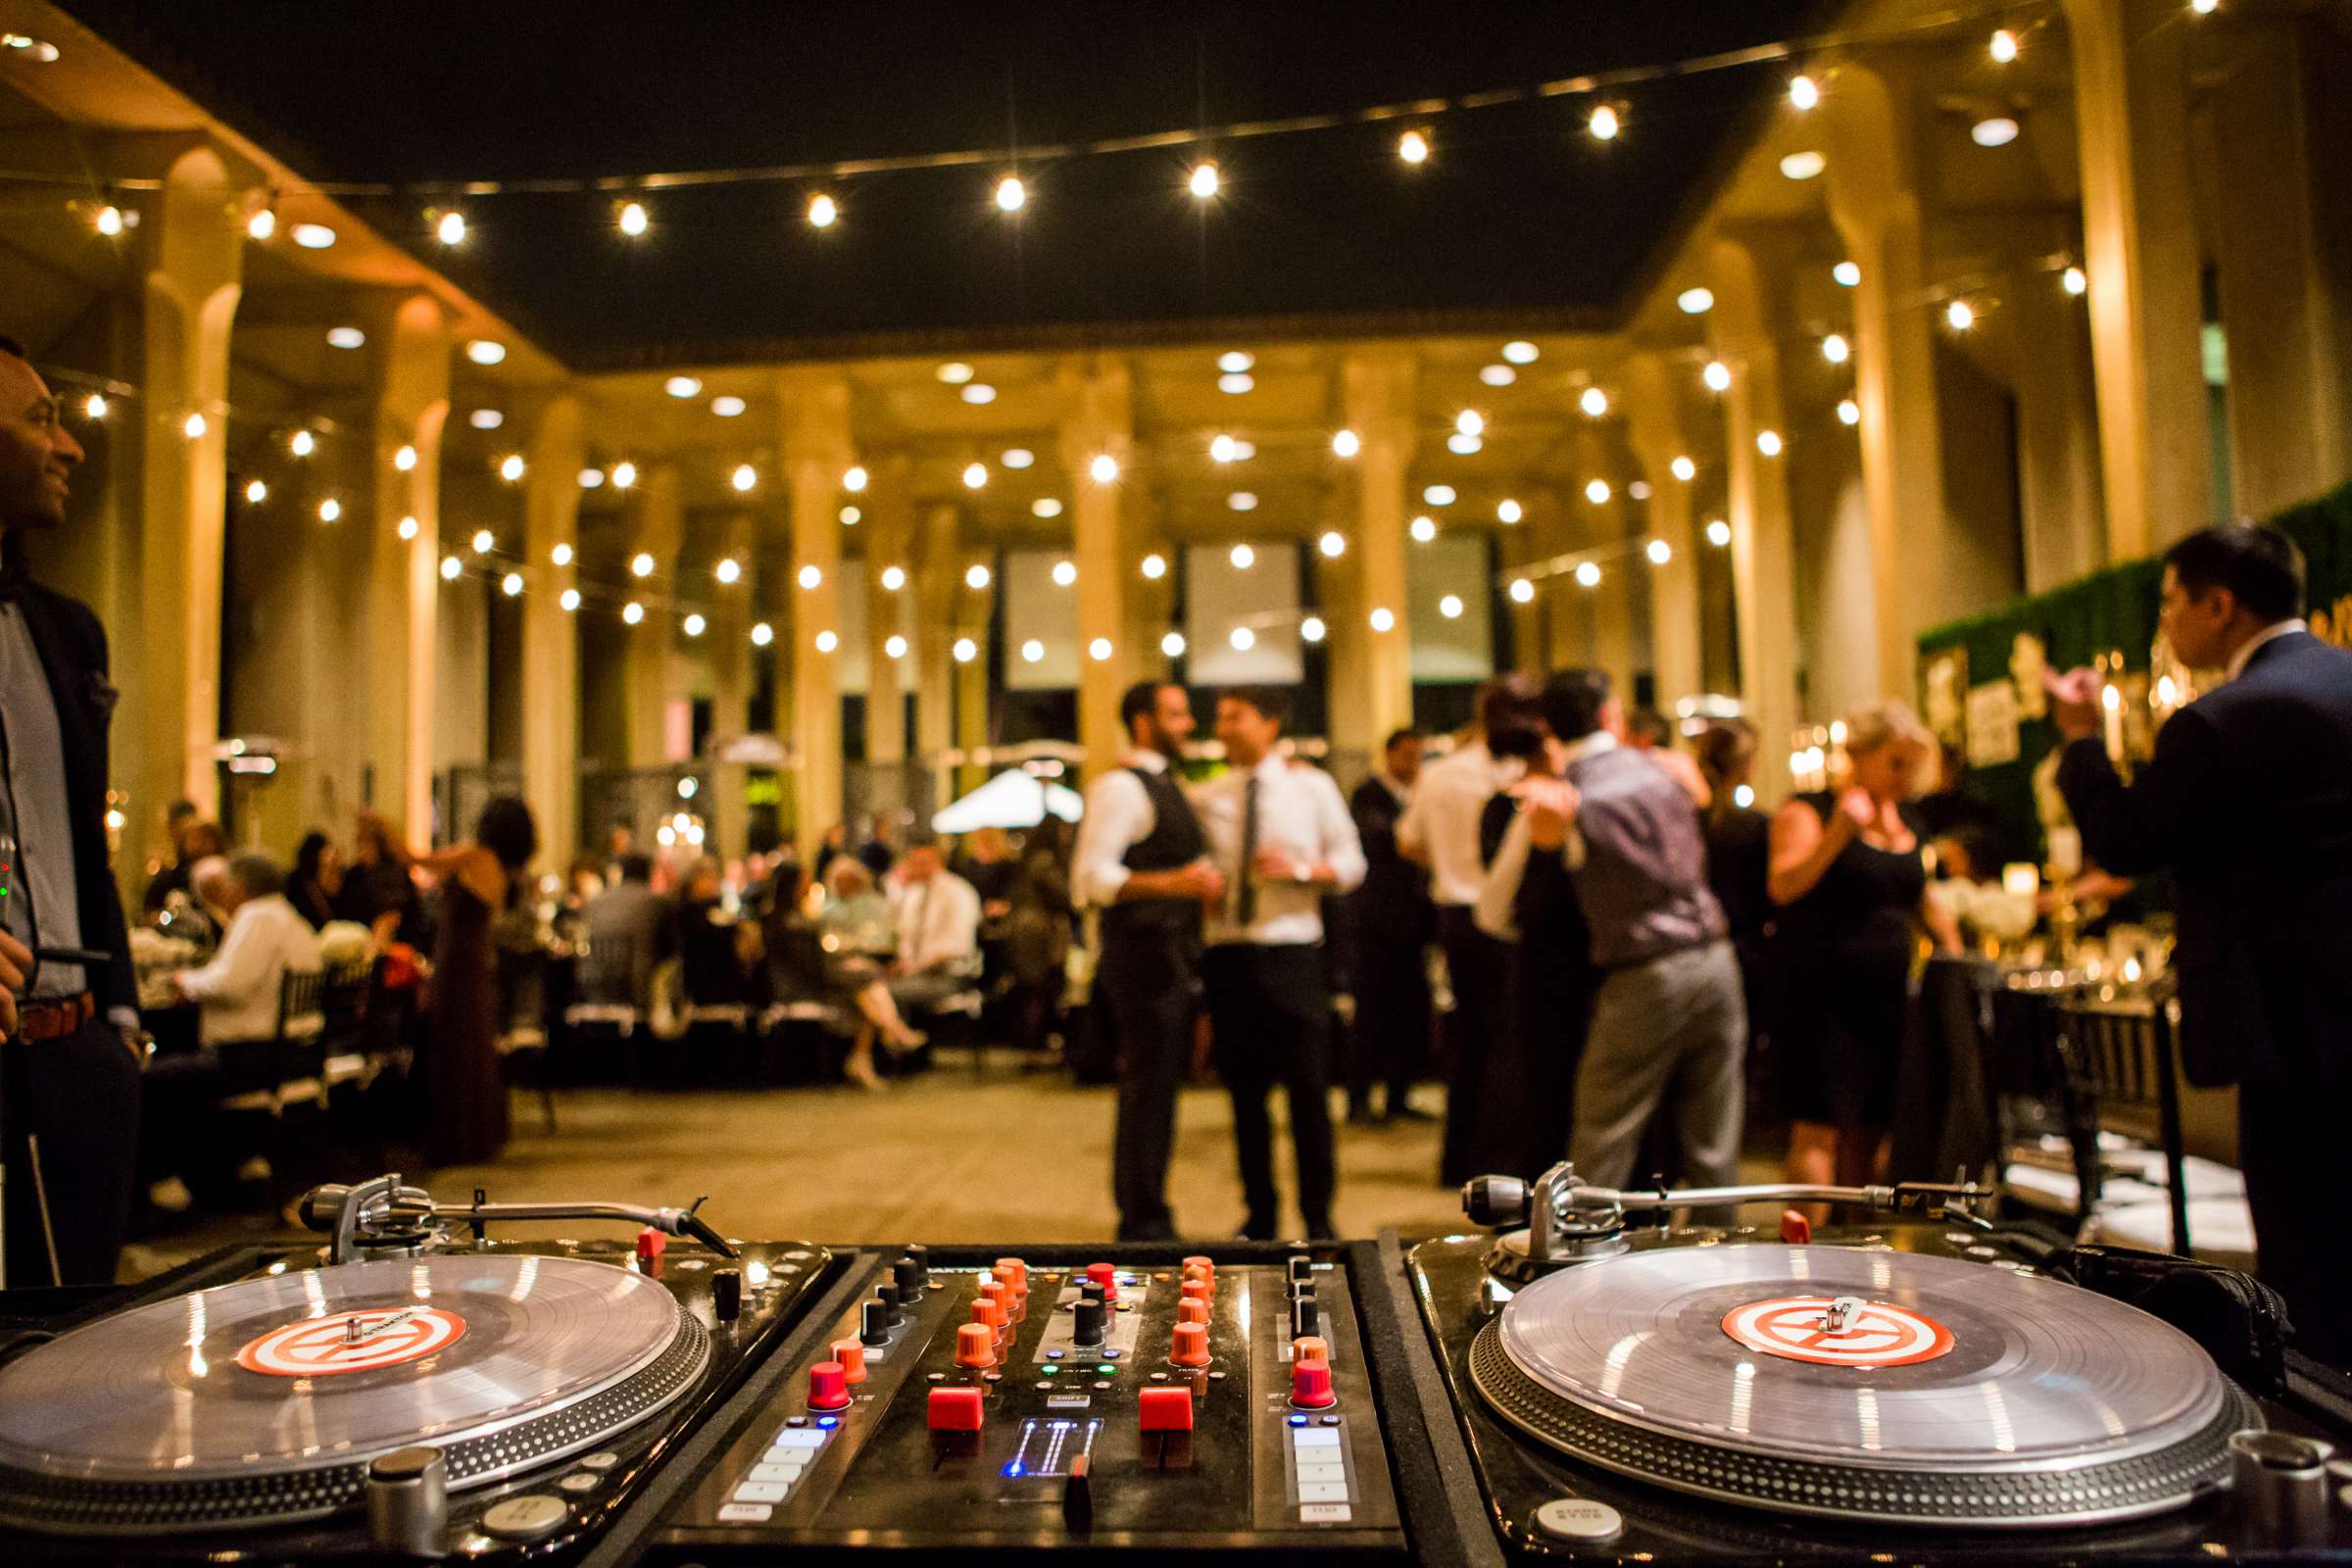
1300, 615, 1326, 643
1580, 386, 1609, 417
617, 201, 649, 236
994, 174, 1027, 213
937, 362, 973, 384
1706, 518, 1732, 548
715, 557, 741, 584
1397, 129, 1430, 165
842, 465, 868, 492
1497, 498, 1523, 524
1369, 607, 1395, 632
95, 204, 123, 236
466, 338, 508, 367
1002, 447, 1034, 468
1229, 544, 1254, 569
1645, 539, 1672, 565
1703, 361, 1733, 393
1033, 498, 1063, 518
1501, 340, 1539, 365
1822, 332, 1850, 365
318, 499, 341, 523
82, 393, 108, 419
1509, 578, 1536, 604
398, 516, 419, 540
1089, 637, 1113, 662
952, 637, 977, 662
839, 506, 861, 524
290, 222, 336, 250
552, 543, 573, 565
1756, 429, 1784, 457
886, 634, 908, 660
1020, 638, 1045, 663
441, 555, 463, 581
289, 429, 315, 457
710, 395, 746, 417
1946, 299, 1976, 330
731, 465, 757, 492
1423, 484, 1457, 506
1210, 433, 1239, 464
632, 552, 657, 578
394, 444, 416, 470
1455, 409, 1485, 438
880, 565, 906, 591
1575, 562, 1602, 588
1586, 479, 1611, 505
1189, 162, 1220, 199
682, 612, 705, 635
1838, 399, 1861, 426
503, 571, 524, 597
1788, 74, 1820, 111
1671, 456, 1697, 482
2063, 266, 2087, 297
807, 192, 838, 228
752, 620, 774, 646
1217, 351, 1254, 373
1678, 287, 1714, 315
1052, 560, 1077, 587
1971, 117, 2020, 148
1319, 531, 1347, 559
965, 564, 991, 590
244, 478, 267, 504
961, 382, 999, 405
499, 454, 525, 481
622, 601, 644, 625
1439, 594, 1464, 619
1331, 428, 1360, 458
1161, 631, 1187, 657
1480, 365, 1517, 387
1228, 626, 1254, 652
246, 207, 275, 240
1588, 104, 1620, 141
1410, 516, 1437, 543
1990, 27, 2018, 63
471, 528, 494, 554
561, 588, 581, 612
815, 629, 839, 653
1140, 554, 1167, 580
1090, 454, 1119, 484
962, 462, 989, 490
797, 564, 821, 589
1227, 491, 1257, 512
435, 209, 466, 245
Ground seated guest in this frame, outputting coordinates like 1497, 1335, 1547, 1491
287, 830, 342, 930
581, 852, 666, 1007
956, 825, 1022, 921
172, 855, 322, 1044
143, 814, 225, 916
763, 859, 915, 1090
672, 857, 751, 1005
336, 809, 422, 952
818, 857, 896, 956
885, 837, 982, 1014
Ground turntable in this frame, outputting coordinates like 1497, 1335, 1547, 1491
1409, 1162, 2352, 1561
0, 1174, 843, 1561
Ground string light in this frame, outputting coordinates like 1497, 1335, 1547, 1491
1319, 531, 1347, 558
1369, 607, 1396, 632
815, 629, 840, 653
753, 621, 775, 646
1585, 479, 1611, 505
552, 543, 573, 565
318, 499, 341, 523
1189, 162, 1221, 199
936, 363, 973, 384
1479, 365, 1516, 387
82, 393, 108, 419
1210, 433, 1240, 464
503, 571, 524, 597
1971, 117, 2019, 147
394, 443, 417, 470
808, 192, 839, 228
327, 326, 366, 350
1670, 456, 1696, 482
1455, 410, 1484, 438
617, 200, 649, 236
469, 410, 505, 430
1788, 74, 1821, 111
1397, 129, 1430, 165
289, 429, 316, 457
1033, 498, 1064, 518
1003, 447, 1035, 468
1423, 484, 1456, 506
398, 516, 419, 540
1702, 361, 1733, 393
965, 564, 991, 590
181, 413, 207, 439
622, 601, 645, 624
962, 461, 989, 489
1838, 398, 1861, 425
711, 395, 746, 416
1575, 562, 1602, 587
798, 564, 822, 589
880, 564, 906, 591
1579, 386, 1609, 417
994, 174, 1027, 213
1090, 454, 1120, 484
843, 465, 868, 492
471, 528, 495, 553
1229, 627, 1255, 652
246, 207, 275, 240
500, 454, 525, 481
1228, 491, 1257, 512
611, 461, 637, 489
710, 556, 740, 584
1755, 429, 1784, 457
1821, 332, 1850, 364
1588, 103, 1621, 141
1229, 543, 1255, 568
244, 478, 267, 504
1409, 516, 1437, 543
1780, 150, 1826, 180
1834, 261, 1862, 287
1331, 429, 1360, 459
1706, 518, 1732, 547
2063, 266, 2087, 296
441, 555, 464, 581
1509, 578, 1536, 604
1989, 27, 2018, 63
94, 204, 123, 236
1140, 553, 1167, 580
952, 636, 977, 662
1217, 351, 1253, 373
1645, 539, 1672, 565
1162, 631, 1187, 657
682, 612, 705, 634
436, 210, 467, 245
1439, 594, 1465, 619
1497, 498, 1523, 524
1300, 615, 1326, 643
632, 552, 657, 578
1021, 638, 1045, 662
562, 587, 582, 612
1052, 560, 1077, 587
1089, 637, 1114, 662
887, 634, 909, 660
1945, 299, 1976, 330
1218, 372, 1253, 394
731, 464, 758, 492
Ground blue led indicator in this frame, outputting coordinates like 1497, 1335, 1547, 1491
1289, 1414, 1308, 1427
815, 1415, 839, 1429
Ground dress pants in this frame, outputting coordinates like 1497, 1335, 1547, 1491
1348, 935, 1430, 1115
2238, 1082, 2349, 1366
1437, 906, 1512, 1186
1567, 940, 1746, 1192
1203, 943, 1337, 1237
3, 1018, 141, 1288
1102, 929, 1198, 1242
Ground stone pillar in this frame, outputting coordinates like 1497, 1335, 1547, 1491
862, 458, 914, 770
2203, 18, 2352, 517
1124, 489, 1174, 679
1058, 357, 1136, 778
709, 508, 758, 862
365, 293, 449, 839
2065, 0, 2213, 554
915, 503, 959, 769
521, 395, 582, 858
623, 463, 685, 768
2005, 280, 2108, 589
1320, 481, 1372, 747
1574, 424, 1637, 702
779, 368, 853, 859
1340, 349, 1417, 750
1625, 354, 1702, 713
1707, 242, 1802, 798
135, 146, 243, 824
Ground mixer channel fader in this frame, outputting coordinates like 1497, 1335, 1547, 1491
651, 1248, 1406, 1558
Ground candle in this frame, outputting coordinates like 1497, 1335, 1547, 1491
2047, 826, 2082, 878
2002, 862, 2040, 899
2101, 681, 2125, 763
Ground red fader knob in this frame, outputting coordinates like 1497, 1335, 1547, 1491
1085, 1262, 1119, 1302
830, 1339, 869, 1384
1291, 1359, 1336, 1409
928, 1386, 985, 1432
1170, 1321, 1211, 1367
808, 1360, 853, 1411
1179, 1279, 1211, 1308
1139, 1386, 1195, 1432
955, 1322, 998, 1369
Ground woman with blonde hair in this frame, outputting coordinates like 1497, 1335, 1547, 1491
1766, 701, 1960, 1188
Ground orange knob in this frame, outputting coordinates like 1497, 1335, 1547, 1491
995, 1257, 1029, 1293
1171, 1320, 1211, 1367
1180, 1279, 1212, 1308
1177, 1298, 1211, 1326
1182, 1254, 1214, 1279
981, 1278, 1015, 1323
970, 1297, 1006, 1346
955, 1321, 997, 1369
1292, 1335, 1329, 1365
830, 1338, 869, 1383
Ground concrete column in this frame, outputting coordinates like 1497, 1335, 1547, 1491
708, 509, 757, 862
1124, 490, 1174, 680
2004, 281, 2108, 589
520, 395, 582, 858
1340, 349, 1417, 751
2065, 0, 2213, 553
862, 458, 914, 769
1625, 353, 1702, 712
1320, 483, 1371, 745
2204, 18, 2352, 517
365, 293, 449, 838
134, 146, 243, 824
1057, 357, 1136, 778
622, 463, 685, 767
1498, 502, 1544, 676
1707, 244, 1802, 798
779, 368, 853, 859
915, 503, 959, 767
1574, 424, 1636, 701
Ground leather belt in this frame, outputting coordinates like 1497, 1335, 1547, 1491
15, 992, 95, 1043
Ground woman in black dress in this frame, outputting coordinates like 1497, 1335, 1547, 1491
1766, 704, 1959, 1188
287, 830, 343, 930
419, 798, 537, 1167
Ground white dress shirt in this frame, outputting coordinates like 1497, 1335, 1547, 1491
888, 871, 982, 976
1072, 750, 1173, 909
1397, 739, 1522, 906
1192, 756, 1365, 948
176, 894, 323, 1046
2225, 618, 2306, 682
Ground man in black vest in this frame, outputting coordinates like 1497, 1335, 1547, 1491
0, 335, 143, 1287
2050, 522, 2352, 1364
1074, 681, 1223, 1241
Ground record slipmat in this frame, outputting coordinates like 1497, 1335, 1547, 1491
1469, 1244, 2257, 1527
0, 1254, 709, 1534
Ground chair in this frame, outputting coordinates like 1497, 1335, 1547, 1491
496, 944, 559, 1133
2050, 991, 2193, 1256
565, 929, 647, 1081
213, 966, 330, 1216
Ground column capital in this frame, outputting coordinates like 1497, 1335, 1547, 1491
1054, 356, 1134, 472
776, 366, 855, 471
1341, 348, 1419, 458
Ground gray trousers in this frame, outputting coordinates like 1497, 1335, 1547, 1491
1566, 938, 1746, 1190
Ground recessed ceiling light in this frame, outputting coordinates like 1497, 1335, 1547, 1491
1677, 287, 1714, 315
664, 375, 703, 398
290, 223, 336, 250
326, 326, 366, 349
1501, 340, 1539, 365
1780, 151, 1827, 181
466, 339, 507, 366
1217, 351, 1254, 373
1479, 365, 1517, 387
710, 395, 746, 417
469, 409, 505, 429
961, 383, 998, 405
1217, 372, 1254, 395
937, 362, 974, 384
1032, 498, 1064, 518
1971, 117, 2020, 148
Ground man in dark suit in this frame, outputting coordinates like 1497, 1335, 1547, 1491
1346, 728, 1434, 1123
2050, 522, 2352, 1365
0, 335, 143, 1287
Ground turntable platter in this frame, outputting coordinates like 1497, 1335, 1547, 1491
0, 1254, 709, 1534
1472, 1244, 2255, 1527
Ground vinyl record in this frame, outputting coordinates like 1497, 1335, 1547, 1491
0, 1254, 708, 1534
1473, 1244, 2252, 1527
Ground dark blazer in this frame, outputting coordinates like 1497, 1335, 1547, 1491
2058, 630, 2352, 1088
10, 578, 136, 1015
1348, 774, 1432, 950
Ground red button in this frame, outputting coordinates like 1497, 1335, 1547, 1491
955, 1322, 997, 1369
1291, 1359, 1336, 1409
830, 1339, 868, 1384
808, 1359, 852, 1411
928, 1386, 985, 1432
1139, 1386, 1194, 1432
1780, 1208, 1813, 1245
1085, 1262, 1118, 1302
1292, 1335, 1329, 1365
1177, 1298, 1211, 1326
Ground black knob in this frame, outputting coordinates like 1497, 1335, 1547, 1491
1462, 1174, 1530, 1228
904, 1244, 930, 1287
1062, 1453, 1095, 1532
1292, 1295, 1319, 1341
1287, 1255, 1312, 1285
712, 1268, 743, 1323
893, 1254, 923, 1298
1078, 1280, 1107, 1311
875, 1283, 904, 1327
1073, 1298, 1107, 1347
859, 1299, 891, 1347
